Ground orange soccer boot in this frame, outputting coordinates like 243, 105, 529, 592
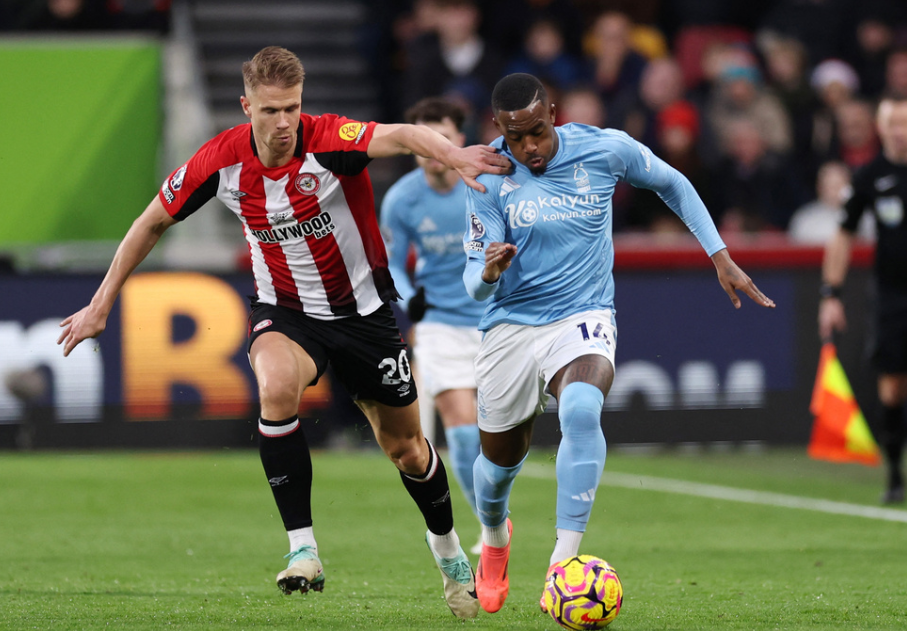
475, 518, 513, 613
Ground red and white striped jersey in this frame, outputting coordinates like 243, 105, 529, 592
158, 113, 398, 320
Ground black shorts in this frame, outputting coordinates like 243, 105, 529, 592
248, 302, 418, 407
872, 287, 907, 374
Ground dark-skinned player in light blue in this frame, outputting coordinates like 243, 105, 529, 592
462, 73, 776, 614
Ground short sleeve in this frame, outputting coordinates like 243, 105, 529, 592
158, 137, 222, 221
311, 114, 378, 176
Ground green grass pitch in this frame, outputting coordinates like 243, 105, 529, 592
1, 447, 905, 630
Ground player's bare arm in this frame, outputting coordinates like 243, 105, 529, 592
818, 228, 853, 339
710, 248, 776, 310
482, 242, 518, 284
57, 196, 177, 357
369, 123, 511, 193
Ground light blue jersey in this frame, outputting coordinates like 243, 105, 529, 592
381, 168, 486, 327
464, 123, 726, 330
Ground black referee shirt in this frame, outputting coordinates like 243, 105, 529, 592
842, 154, 907, 291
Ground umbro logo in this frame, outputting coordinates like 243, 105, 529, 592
500, 176, 521, 196
875, 175, 898, 192
229, 189, 247, 199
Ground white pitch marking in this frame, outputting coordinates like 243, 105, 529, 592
521, 463, 907, 524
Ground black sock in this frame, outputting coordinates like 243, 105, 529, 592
880, 405, 906, 488
258, 416, 313, 530
399, 439, 454, 536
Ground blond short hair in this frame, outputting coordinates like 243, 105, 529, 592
242, 46, 305, 92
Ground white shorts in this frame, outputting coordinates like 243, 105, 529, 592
412, 322, 482, 397
475, 310, 617, 433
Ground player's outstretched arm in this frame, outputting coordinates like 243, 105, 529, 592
57, 197, 177, 356
711, 249, 776, 310
369, 124, 511, 192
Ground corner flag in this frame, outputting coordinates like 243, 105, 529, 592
808, 343, 881, 466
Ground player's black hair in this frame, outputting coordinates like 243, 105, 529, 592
492, 73, 548, 114
404, 97, 466, 130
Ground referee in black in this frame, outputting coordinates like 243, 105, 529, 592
819, 95, 907, 504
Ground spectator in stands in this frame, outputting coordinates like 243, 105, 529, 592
504, 18, 585, 92
884, 49, 907, 100
706, 61, 794, 158
834, 99, 880, 170
788, 161, 874, 243
710, 117, 807, 232
761, 36, 820, 182
401, 0, 505, 135
620, 57, 687, 151
558, 86, 607, 128
849, 13, 902, 97
628, 101, 709, 233
809, 59, 861, 169
585, 11, 648, 113
757, 0, 853, 65
482, 0, 585, 61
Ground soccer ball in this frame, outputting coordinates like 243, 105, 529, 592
543, 555, 622, 630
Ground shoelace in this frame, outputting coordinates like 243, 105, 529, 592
284, 545, 317, 562
440, 554, 473, 584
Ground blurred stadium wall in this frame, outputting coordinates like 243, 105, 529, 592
0, 240, 878, 451
0, 38, 161, 245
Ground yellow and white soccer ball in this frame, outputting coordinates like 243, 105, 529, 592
543, 555, 623, 630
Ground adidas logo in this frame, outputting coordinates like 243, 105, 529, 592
570, 488, 597, 502
417, 217, 438, 232
500, 177, 521, 196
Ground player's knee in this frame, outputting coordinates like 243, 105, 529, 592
385, 435, 428, 474
558, 382, 605, 436
257, 376, 300, 418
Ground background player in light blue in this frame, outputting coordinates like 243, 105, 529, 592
381, 97, 486, 553
464, 73, 777, 614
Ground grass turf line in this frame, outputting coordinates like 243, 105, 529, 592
0, 448, 905, 630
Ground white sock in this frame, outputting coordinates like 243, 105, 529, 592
549, 528, 584, 567
288, 527, 317, 555
428, 528, 461, 558
483, 521, 511, 548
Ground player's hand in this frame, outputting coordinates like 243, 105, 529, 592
450, 145, 513, 193
483, 242, 517, 284
57, 305, 108, 357
711, 249, 775, 309
407, 286, 431, 323
818, 297, 846, 341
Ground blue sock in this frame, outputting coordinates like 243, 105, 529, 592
473, 452, 525, 528
445, 425, 481, 515
556, 382, 606, 531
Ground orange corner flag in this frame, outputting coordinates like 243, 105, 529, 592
808, 343, 881, 466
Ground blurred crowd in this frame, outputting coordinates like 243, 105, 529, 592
6, 0, 907, 240
1, 0, 170, 33
367, 0, 907, 239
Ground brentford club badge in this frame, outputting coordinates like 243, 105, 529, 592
295, 173, 320, 196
